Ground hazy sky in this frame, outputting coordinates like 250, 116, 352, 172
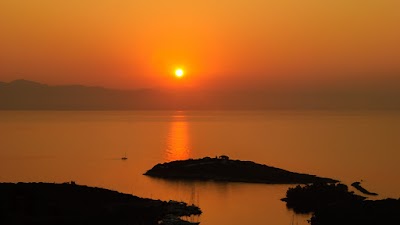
1, 0, 399, 90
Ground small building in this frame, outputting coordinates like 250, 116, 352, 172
218, 155, 229, 160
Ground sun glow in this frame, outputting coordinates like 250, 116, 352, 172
175, 68, 184, 78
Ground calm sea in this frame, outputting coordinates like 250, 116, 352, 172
1, 111, 399, 225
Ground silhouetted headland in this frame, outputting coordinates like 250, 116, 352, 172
0, 182, 201, 225
281, 183, 400, 225
351, 181, 378, 196
281, 183, 366, 213
144, 156, 338, 184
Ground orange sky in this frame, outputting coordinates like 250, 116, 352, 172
1, 0, 399, 90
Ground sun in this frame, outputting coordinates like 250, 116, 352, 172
175, 68, 184, 78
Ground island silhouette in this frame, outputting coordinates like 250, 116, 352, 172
282, 182, 400, 225
144, 156, 338, 184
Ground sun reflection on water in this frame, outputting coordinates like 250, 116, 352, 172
165, 112, 190, 162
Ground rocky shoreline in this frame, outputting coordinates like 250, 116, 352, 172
351, 181, 378, 196
282, 183, 400, 225
0, 182, 201, 225
144, 156, 338, 184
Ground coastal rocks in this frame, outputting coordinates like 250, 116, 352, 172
310, 198, 400, 225
282, 183, 400, 225
281, 183, 366, 213
160, 200, 201, 225
351, 181, 378, 196
144, 156, 338, 184
0, 182, 201, 225
159, 214, 199, 225
165, 200, 202, 216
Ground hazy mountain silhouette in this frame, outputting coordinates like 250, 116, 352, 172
1, 79, 399, 110
0, 79, 166, 110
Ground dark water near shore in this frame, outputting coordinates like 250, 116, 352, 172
1, 111, 399, 225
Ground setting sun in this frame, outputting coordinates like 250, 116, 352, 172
175, 69, 184, 78
1, 1, 400, 225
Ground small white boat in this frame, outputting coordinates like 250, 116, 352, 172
121, 153, 128, 160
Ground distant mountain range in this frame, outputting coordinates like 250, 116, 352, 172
1, 79, 399, 110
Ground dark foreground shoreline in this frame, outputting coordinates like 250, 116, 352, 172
144, 156, 338, 184
0, 182, 201, 225
282, 183, 400, 225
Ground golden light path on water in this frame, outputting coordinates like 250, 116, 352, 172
165, 111, 190, 162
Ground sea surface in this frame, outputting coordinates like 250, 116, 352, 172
1, 110, 399, 225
